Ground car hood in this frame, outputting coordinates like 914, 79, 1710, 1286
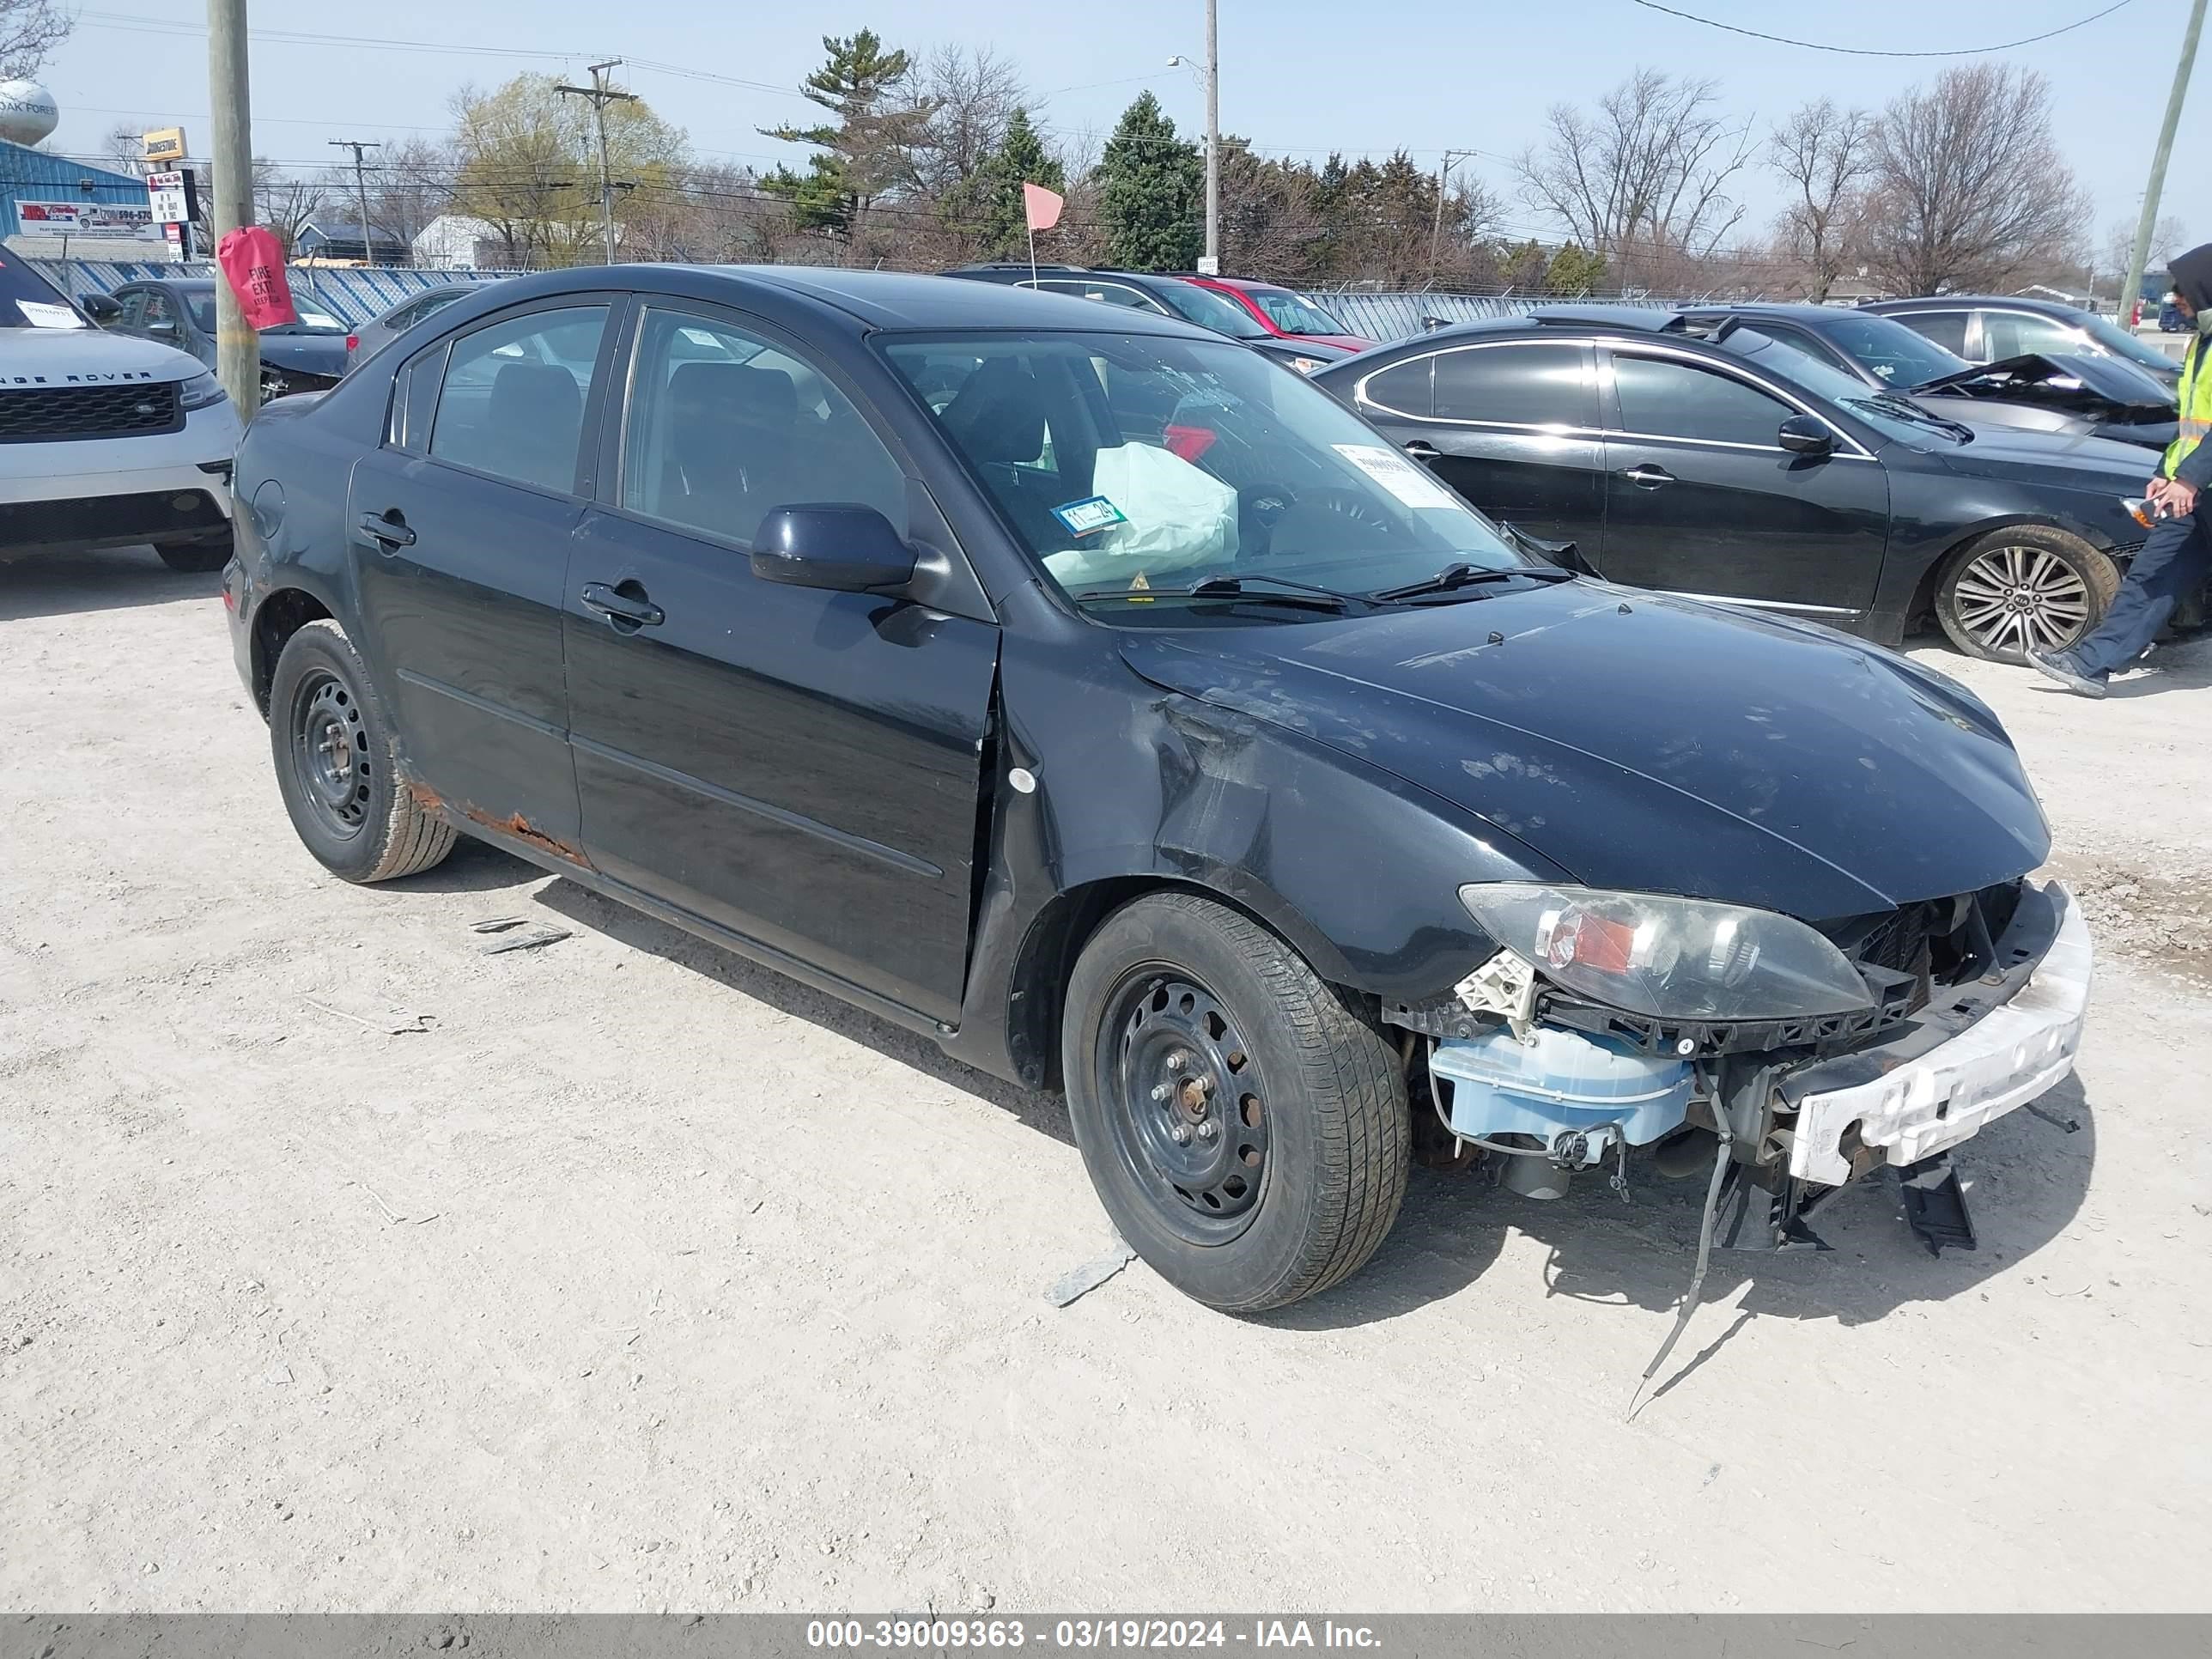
0, 324, 204, 381
1924, 422, 2159, 489
1117, 581, 2049, 921
259, 334, 349, 375
1913, 350, 2175, 414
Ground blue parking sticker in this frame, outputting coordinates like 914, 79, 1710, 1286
1052, 495, 1128, 538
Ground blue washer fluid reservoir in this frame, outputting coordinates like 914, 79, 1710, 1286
1430, 1025, 1692, 1151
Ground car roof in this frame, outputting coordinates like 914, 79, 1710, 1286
1869, 295, 2084, 316
1327, 310, 1723, 358
437, 263, 1204, 341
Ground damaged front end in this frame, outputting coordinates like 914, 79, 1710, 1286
1386, 876, 2091, 1254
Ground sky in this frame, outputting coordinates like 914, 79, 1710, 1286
28, 0, 2209, 270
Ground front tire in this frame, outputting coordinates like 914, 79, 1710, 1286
1061, 892, 1409, 1313
268, 619, 455, 883
1936, 526, 2120, 663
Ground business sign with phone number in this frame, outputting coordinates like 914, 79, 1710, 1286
13, 199, 163, 240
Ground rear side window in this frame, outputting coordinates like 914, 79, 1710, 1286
1893, 309, 1970, 356
1432, 343, 1595, 427
1982, 310, 2083, 361
1359, 356, 1433, 418
1612, 354, 1791, 447
428, 306, 608, 493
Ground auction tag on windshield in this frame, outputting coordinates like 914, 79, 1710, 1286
1333, 443, 1459, 510
1052, 495, 1127, 538
15, 300, 85, 330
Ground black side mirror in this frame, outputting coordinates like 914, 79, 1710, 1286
81, 293, 120, 323
1778, 413, 1834, 456
750, 505, 917, 593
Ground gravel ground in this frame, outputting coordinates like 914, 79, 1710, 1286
3, 546, 2209, 1613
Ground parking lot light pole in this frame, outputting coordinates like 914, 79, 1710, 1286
207, 0, 258, 416
2123, 0, 2207, 331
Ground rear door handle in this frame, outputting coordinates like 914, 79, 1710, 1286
357, 510, 414, 548
1402, 441, 1442, 461
1621, 464, 1674, 489
580, 580, 665, 629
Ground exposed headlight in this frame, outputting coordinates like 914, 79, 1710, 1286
1456, 883, 1874, 1021
1288, 356, 1329, 375
177, 371, 228, 410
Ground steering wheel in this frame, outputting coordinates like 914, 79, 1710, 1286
1263, 486, 1399, 559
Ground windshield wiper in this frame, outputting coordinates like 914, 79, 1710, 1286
1368, 562, 1576, 603
1864, 392, 1974, 442
1073, 573, 1360, 612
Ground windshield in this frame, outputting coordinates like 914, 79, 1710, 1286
883, 331, 1528, 616
1247, 287, 1350, 336
1804, 313, 1966, 387
1726, 330, 1969, 447
1152, 280, 1273, 340
2076, 308, 2183, 374
182, 291, 347, 335
0, 252, 84, 328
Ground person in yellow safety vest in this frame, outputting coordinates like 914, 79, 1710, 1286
2033, 242, 2212, 697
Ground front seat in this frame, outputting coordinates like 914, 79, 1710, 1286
665, 362, 799, 544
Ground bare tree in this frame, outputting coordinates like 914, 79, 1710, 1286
1863, 63, 2087, 296
1, 0, 70, 78
2106, 212, 2189, 276
1513, 70, 1753, 286
903, 44, 1025, 198
253, 161, 329, 257
98, 121, 148, 177
1766, 98, 1871, 301
362, 137, 459, 256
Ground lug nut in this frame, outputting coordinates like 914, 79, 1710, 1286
1170, 1123, 1193, 1146
1151, 1082, 1173, 1102
1166, 1050, 1191, 1071
1196, 1120, 1218, 1141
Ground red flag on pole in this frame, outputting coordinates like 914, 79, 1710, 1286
1023, 182, 1064, 233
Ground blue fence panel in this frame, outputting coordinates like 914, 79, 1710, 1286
27, 260, 522, 324
1297, 289, 1680, 343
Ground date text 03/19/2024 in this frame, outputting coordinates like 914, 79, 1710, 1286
805, 1619, 1382, 1649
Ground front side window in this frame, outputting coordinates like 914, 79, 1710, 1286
1035, 279, 1168, 315
1981, 310, 2082, 361
620, 307, 906, 547
1431, 343, 1595, 428
883, 331, 1526, 612
428, 305, 609, 493
184, 293, 216, 333
1612, 353, 1791, 447
1151, 282, 1273, 340
2075, 308, 2184, 374
142, 291, 176, 332
1810, 313, 1966, 386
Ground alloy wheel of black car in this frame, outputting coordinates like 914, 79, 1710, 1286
1936, 526, 2121, 663
268, 620, 456, 884
1061, 892, 1409, 1313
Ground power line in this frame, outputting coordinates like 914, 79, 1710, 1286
1626, 0, 2137, 58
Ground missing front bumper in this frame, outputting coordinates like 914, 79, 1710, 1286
1778, 880, 2090, 1187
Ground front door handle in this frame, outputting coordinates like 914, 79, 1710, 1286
1621, 464, 1675, 489
358, 510, 415, 548
1403, 441, 1443, 461
580, 580, 665, 630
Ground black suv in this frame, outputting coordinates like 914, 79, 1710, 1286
1314, 307, 2177, 661
944, 264, 1354, 374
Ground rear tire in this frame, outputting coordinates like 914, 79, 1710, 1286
1061, 892, 1409, 1313
269, 619, 455, 883
155, 535, 232, 574
1936, 526, 2120, 663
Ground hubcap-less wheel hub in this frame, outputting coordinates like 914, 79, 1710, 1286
290, 671, 372, 839
1102, 973, 1271, 1240
1953, 545, 2091, 655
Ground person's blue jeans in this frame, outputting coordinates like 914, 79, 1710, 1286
2069, 508, 2211, 678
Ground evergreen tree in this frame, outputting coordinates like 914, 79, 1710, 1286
1096, 92, 1202, 271
759, 30, 933, 240
970, 108, 1064, 259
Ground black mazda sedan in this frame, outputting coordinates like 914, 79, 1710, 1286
224, 267, 2087, 1312
1314, 309, 2176, 661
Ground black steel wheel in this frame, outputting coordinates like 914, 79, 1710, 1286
1062, 891, 1409, 1313
1096, 969, 1274, 1243
267, 620, 456, 883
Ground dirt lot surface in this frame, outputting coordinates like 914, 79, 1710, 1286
4, 547, 2210, 1613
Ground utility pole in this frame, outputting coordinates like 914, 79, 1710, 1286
1203, 0, 1219, 273
2123, 0, 2207, 333
207, 0, 258, 416
1430, 149, 1462, 282
556, 60, 636, 266
329, 140, 382, 264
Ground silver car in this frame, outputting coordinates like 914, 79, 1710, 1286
342, 284, 482, 376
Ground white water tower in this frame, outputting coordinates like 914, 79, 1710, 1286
0, 79, 60, 147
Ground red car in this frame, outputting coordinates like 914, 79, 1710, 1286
1180, 276, 1376, 352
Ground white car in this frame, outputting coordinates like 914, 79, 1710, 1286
0, 252, 242, 572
